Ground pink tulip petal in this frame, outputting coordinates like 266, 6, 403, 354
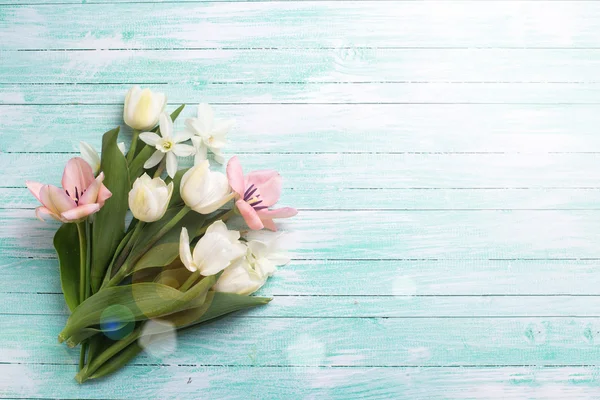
226, 156, 245, 197
62, 157, 95, 201
246, 170, 282, 207
40, 185, 76, 215
236, 199, 264, 230
97, 184, 112, 207
257, 207, 298, 219
261, 218, 278, 232
78, 172, 112, 207
26, 181, 44, 203
61, 203, 100, 222
35, 206, 59, 222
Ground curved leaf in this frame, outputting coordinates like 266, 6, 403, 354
54, 223, 81, 312
198, 292, 272, 324
59, 275, 217, 343
91, 127, 130, 293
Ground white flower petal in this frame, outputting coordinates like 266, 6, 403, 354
139, 131, 161, 146
172, 143, 196, 157
159, 112, 173, 139
117, 142, 127, 155
197, 103, 214, 131
173, 130, 194, 143
166, 152, 178, 179
79, 141, 101, 175
144, 150, 165, 169
179, 227, 197, 272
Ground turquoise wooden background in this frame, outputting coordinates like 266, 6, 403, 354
2, 0, 600, 398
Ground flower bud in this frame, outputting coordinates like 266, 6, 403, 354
123, 86, 167, 131
128, 174, 173, 222
180, 160, 234, 214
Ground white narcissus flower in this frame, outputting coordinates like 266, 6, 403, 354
139, 112, 196, 179
123, 86, 167, 131
180, 160, 234, 214
214, 233, 290, 295
179, 221, 246, 276
128, 173, 174, 222
185, 103, 234, 165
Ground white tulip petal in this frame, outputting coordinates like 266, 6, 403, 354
166, 152, 178, 179
193, 233, 235, 276
214, 258, 265, 295
79, 141, 101, 174
179, 228, 197, 272
139, 132, 161, 146
144, 150, 164, 169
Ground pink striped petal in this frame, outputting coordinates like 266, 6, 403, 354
226, 156, 245, 197
26, 181, 44, 203
35, 206, 60, 222
236, 199, 264, 230
61, 203, 100, 222
246, 170, 282, 207
257, 207, 298, 219
62, 157, 95, 200
40, 185, 76, 215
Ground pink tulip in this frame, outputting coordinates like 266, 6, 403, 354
26, 157, 112, 223
226, 156, 297, 231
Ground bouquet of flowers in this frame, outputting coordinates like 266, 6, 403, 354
25, 86, 297, 383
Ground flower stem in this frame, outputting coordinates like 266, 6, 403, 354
76, 221, 90, 371
105, 206, 191, 287
126, 129, 140, 164
179, 270, 201, 292
153, 158, 166, 178
75, 327, 142, 384
101, 221, 145, 289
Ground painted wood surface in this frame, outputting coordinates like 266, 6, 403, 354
2, 0, 600, 398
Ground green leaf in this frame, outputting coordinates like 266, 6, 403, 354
91, 127, 130, 293
131, 209, 229, 274
54, 223, 81, 312
87, 341, 143, 382
198, 292, 272, 324
59, 276, 217, 344
128, 105, 186, 182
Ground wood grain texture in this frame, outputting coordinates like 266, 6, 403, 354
3, 0, 600, 398
2, 1, 599, 49
3, 49, 600, 83
2, 365, 600, 400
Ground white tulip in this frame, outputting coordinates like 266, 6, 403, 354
180, 160, 234, 214
123, 86, 167, 131
213, 257, 264, 295
128, 173, 174, 222
79, 141, 101, 175
179, 221, 246, 276
214, 233, 289, 295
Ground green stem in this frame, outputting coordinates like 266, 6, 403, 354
153, 158, 166, 178
126, 129, 140, 164
76, 221, 89, 371
76, 222, 87, 305
75, 327, 142, 384
105, 206, 191, 288
179, 270, 201, 292
101, 222, 145, 289
101, 229, 134, 288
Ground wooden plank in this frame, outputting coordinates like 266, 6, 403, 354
3, 315, 600, 366
4, 209, 600, 259
2, 2, 600, 49
3, 49, 600, 83
5, 292, 600, 318
2, 365, 600, 400
5, 153, 600, 189
5, 83, 600, 105
5, 104, 600, 153
6, 187, 600, 211
3, 258, 600, 296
